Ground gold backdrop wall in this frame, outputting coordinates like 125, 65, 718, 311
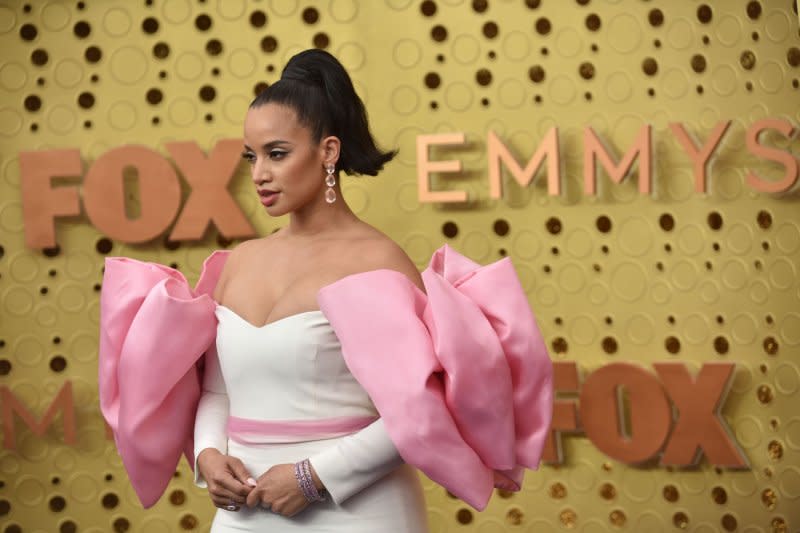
1, 0, 800, 532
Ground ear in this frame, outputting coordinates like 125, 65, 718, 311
320, 136, 341, 169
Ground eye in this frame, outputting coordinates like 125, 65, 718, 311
269, 150, 287, 160
241, 151, 255, 164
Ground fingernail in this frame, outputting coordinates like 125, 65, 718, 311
247, 477, 257, 486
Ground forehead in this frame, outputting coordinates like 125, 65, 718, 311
243, 103, 311, 144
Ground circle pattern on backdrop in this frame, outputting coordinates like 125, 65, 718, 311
1, 2, 798, 531
110, 47, 149, 84
0, 62, 28, 91
41, 3, 71, 32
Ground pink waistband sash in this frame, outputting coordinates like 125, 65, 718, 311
227, 415, 379, 445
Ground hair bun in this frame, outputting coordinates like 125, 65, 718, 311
251, 49, 396, 176
281, 65, 323, 86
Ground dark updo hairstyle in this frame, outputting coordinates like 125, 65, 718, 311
250, 49, 396, 176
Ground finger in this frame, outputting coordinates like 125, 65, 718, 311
210, 492, 242, 509
216, 501, 240, 512
213, 472, 251, 499
245, 488, 261, 508
228, 458, 255, 489
259, 499, 272, 512
213, 497, 244, 510
210, 484, 248, 505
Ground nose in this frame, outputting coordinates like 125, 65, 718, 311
251, 160, 271, 185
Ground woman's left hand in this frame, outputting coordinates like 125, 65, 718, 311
245, 463, 311, 517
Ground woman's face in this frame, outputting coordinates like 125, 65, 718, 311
242, 103, 331, 217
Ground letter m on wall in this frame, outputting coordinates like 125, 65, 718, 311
583, 125, 652, 195
1, 382, 76, 449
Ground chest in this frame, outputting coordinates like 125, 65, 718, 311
220, 245, 355, 327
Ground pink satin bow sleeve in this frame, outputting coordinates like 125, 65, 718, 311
317, 244, 553, 510
98, 251, 229, 508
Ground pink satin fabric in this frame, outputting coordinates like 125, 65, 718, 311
98, 244, 552, 511
318, 244, 553, 510
98, 251, 230, 508
227, 415, 379, 445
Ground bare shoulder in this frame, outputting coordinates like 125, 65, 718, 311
213, 236, 271, 300
349, 229, 424, 291
221, 236, 261, 271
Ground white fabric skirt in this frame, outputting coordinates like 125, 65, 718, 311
210, 439, 429, 532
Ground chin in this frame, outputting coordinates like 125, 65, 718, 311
263, 205, 288, 217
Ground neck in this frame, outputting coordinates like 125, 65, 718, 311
285, 185, 358, 238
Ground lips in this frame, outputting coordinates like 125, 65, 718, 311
258, 189, 279, 207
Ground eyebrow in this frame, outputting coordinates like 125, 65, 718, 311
242, 140, 291, 151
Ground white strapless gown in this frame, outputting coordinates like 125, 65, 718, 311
193, 306, 429, 532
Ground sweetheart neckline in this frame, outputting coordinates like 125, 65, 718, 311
216, 305, 326, 329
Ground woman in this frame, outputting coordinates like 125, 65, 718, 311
99, 49, 552, 532
194, 49, 429, 530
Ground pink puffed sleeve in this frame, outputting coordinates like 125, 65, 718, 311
98, 251, 230, 508
317, 244, 553, 511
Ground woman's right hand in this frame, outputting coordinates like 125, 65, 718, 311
197, 448, 257, 511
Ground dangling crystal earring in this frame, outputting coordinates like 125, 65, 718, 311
324, 165, 337, 204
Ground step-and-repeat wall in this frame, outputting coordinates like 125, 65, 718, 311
1, 1, 799, 531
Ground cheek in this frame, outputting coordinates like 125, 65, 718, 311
279, 158, 321, 199
295, 157, 322, 187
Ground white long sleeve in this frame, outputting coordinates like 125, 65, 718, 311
192, 341, 405, 500
192, 343, 229, 487
202, 308, 412, 502
309, 418, 405, 504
